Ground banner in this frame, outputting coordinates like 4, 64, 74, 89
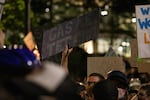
135, 5, 150, 58
42, 9, 100, 59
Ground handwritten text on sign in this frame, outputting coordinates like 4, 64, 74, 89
136, 5, 150, 58
42, 9, 99, 59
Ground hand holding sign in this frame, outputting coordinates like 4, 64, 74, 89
61, 45, 73, 73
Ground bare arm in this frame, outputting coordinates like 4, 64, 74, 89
61, 45, 73, 73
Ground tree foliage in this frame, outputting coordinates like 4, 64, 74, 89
1, 0, 150, 45
0, 0, 25, 33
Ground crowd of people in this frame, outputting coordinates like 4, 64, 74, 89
0, 33, 150, 100
61, 45, 150, 100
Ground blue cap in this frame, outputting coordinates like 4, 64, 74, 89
0, 47, 41, 75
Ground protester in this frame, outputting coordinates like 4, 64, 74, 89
129, 78, 141, 93
92, 79, 118, 100
79, 72, 104, 100
130, 84, 150, 100
137, 84, 150, 100
107, 70, 129, 100
128, 78, 141, 100
139, 72, 150, 84
61, 45, 87, 82
0, 46, 84, 100
0, 46, 45, 99
87, 72, 105, 85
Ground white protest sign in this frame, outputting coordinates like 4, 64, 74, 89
135, 5, 150, 58
42, 9, 100, 59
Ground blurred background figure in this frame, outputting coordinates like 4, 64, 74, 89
107, 70, 128, 100
82, 72, 105, 100
0, 46, 84, 100
87, 72, 105, 86
137, 84, 150, 100
92, 80, 118, 100
130, 84, 150, 100
129, 78, 141, 93
127, 68, 150, 100
138, 73, 150, 85
0, 30, 5, 49
0, 46, 43, 99
128, 78, 141, 100
127, 67, 139, 80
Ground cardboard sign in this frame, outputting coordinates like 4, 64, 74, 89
87, 57, 125, 77
42, 9, 100, 59
135, 5, 150, 58
24, 32, 35, 51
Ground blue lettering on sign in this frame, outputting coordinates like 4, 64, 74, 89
140, 7, 150, 15
138, 18, 150, 29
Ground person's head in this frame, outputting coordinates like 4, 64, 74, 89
0, 46, 41, 78
87, 73, 105, 86
129, 78, 141, 93
107, 70, 128, 100
92, 80, 118, 100
139, 73, 150, 84
84, 73, 104, 100
138, 84, 150, 100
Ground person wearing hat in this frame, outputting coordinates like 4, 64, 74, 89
107, 70, 129, 100
0, 46, 84, 100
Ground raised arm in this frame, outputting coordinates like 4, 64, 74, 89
61, 45, 73, 73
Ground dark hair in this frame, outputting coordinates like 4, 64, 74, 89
140, 84, 150, 97
89, 73, 105, 80
139, 73, 150, 84
107, 70, 128, 89
92, 80, 118, 100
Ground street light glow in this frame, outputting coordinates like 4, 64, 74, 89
101, 10, 108, 16
132, 17, 136, 23
45, 8, 50, 12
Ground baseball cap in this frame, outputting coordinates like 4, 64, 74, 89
0, 47, 41, 76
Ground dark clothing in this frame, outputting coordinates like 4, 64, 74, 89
92, 80, 118, 100
0, 76, 84, 100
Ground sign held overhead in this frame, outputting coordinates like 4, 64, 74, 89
42, 9, 100, 59
135, 5, 150, 58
